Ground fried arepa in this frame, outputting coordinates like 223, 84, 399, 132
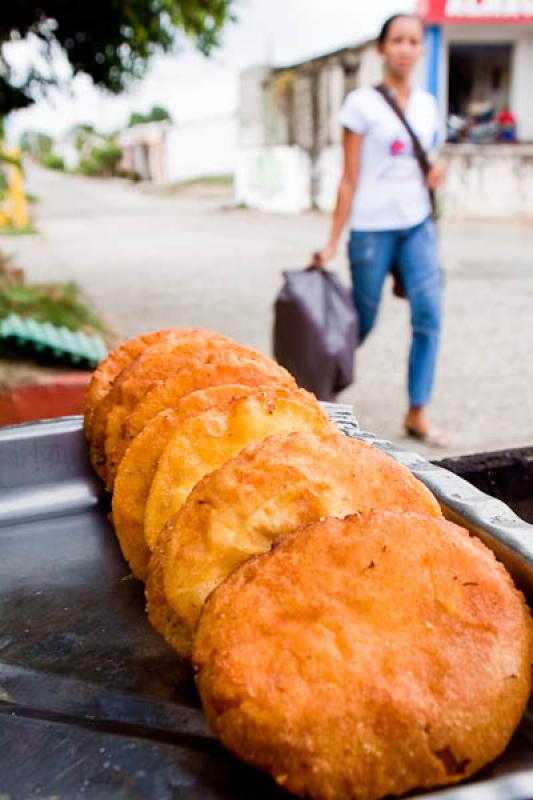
143, 391, 331, 557
90, 338, 293, 486
112, 384, 309, 580
84, 328, 228, 438
107, 359, 298, 486
148, 431, 441, 656
89, 332, 232, 480
194, 511, 533, 800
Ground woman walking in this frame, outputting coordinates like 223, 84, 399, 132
315, 13, 447, 446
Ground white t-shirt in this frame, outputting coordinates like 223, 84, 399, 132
338, 86, 440, 231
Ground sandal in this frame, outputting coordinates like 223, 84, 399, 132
404, 425, 449, 448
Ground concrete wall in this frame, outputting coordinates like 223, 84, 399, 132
235, 146, 311, 213
235, 144, 343, 214
165, 116, 238, 183
118, 122, 168, 182
511, 31, 533, 141
236, 141, 533, 218
442, 143, 533, 218
239, 66, 271, 147
358, 46, 383, 88
316, 146, 343, 212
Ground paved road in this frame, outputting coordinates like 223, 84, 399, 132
8, 163, 533, 458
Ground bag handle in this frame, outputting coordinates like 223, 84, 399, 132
374, 84, 436, 219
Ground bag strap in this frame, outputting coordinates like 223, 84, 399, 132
374, 84, 436, 217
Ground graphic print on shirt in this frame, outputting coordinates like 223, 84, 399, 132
378, 136, 418, 181
390, 139, 407, 157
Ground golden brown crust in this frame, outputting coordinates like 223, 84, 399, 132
143, 390, 331, 556
111, 385, 298, 580
89, 337, 290, 487
155, 431, 441, 655
194, 511, 533, 800
107, 361, 297, 485
145, 525, 192, 658
125, 362, 295, 444
83, 328, 224, 438
86, 329, 231, 477
111, 409, 179, 581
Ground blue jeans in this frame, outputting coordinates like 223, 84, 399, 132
348, 217, 442, 407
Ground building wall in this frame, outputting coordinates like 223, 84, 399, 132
118, 117, 237, 184
236, 139, 533, 218
442, 144, 533, 217
237, 43, 381, 212
239, 66, 272, 146
358, 46, 383, 88
164, 116, 238, 183
512, 31, 533, 140
118, 122, 168, 181
234, 146, 311, 213
439, 24, 533, 140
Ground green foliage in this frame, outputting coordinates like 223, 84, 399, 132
19, 133, 32, 154
116, 168, 142, 182
0, 1, 235, 115
37, 133, 52, 156
20, 131, 53, 159
172, 173, 233, 189
127, 105, 172, 127
41, 153, 65, 171
127, 112, 147, 128
73, 124, 98, 150
0, 223, 38, 236
150, 105, 173, 122
0, 150, 21, 169
0, 280, 109, 336
78, 142, 122, 177
77, 159, 99, 177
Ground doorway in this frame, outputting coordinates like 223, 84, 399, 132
448, 43, 513, 117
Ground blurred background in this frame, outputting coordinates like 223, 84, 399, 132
0, 0, 532, 457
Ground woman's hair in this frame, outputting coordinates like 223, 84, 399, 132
377, 14, 425, 45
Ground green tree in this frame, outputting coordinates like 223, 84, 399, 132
79, 142, 122, 177
41, 153, 65, 171
127, 105, 172, 127
147, 105, 172, 123
1, 1, 234, 115
127, 112, 149, 128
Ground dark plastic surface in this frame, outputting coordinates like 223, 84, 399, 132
0, 414, 532, 800
435, 447, 533, 525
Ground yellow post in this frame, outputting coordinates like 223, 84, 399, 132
8, 147, 28, 229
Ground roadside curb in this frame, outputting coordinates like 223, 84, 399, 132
0, 372, 91, 425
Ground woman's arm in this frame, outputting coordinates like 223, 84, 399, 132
313, 129, 362, 268
426, 160, 447, 190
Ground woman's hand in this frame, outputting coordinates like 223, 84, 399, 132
311, 241, 338, 269
426, 160, 447, 190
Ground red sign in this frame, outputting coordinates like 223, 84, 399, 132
417, 0, 533, 23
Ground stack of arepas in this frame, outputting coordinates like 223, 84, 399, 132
84, 327, 533, 800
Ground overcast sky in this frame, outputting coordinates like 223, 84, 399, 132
6, 0, 416, 139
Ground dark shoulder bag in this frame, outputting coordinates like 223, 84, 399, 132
374, 84, 437, 297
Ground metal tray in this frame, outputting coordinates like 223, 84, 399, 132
0, 413, 532, 800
